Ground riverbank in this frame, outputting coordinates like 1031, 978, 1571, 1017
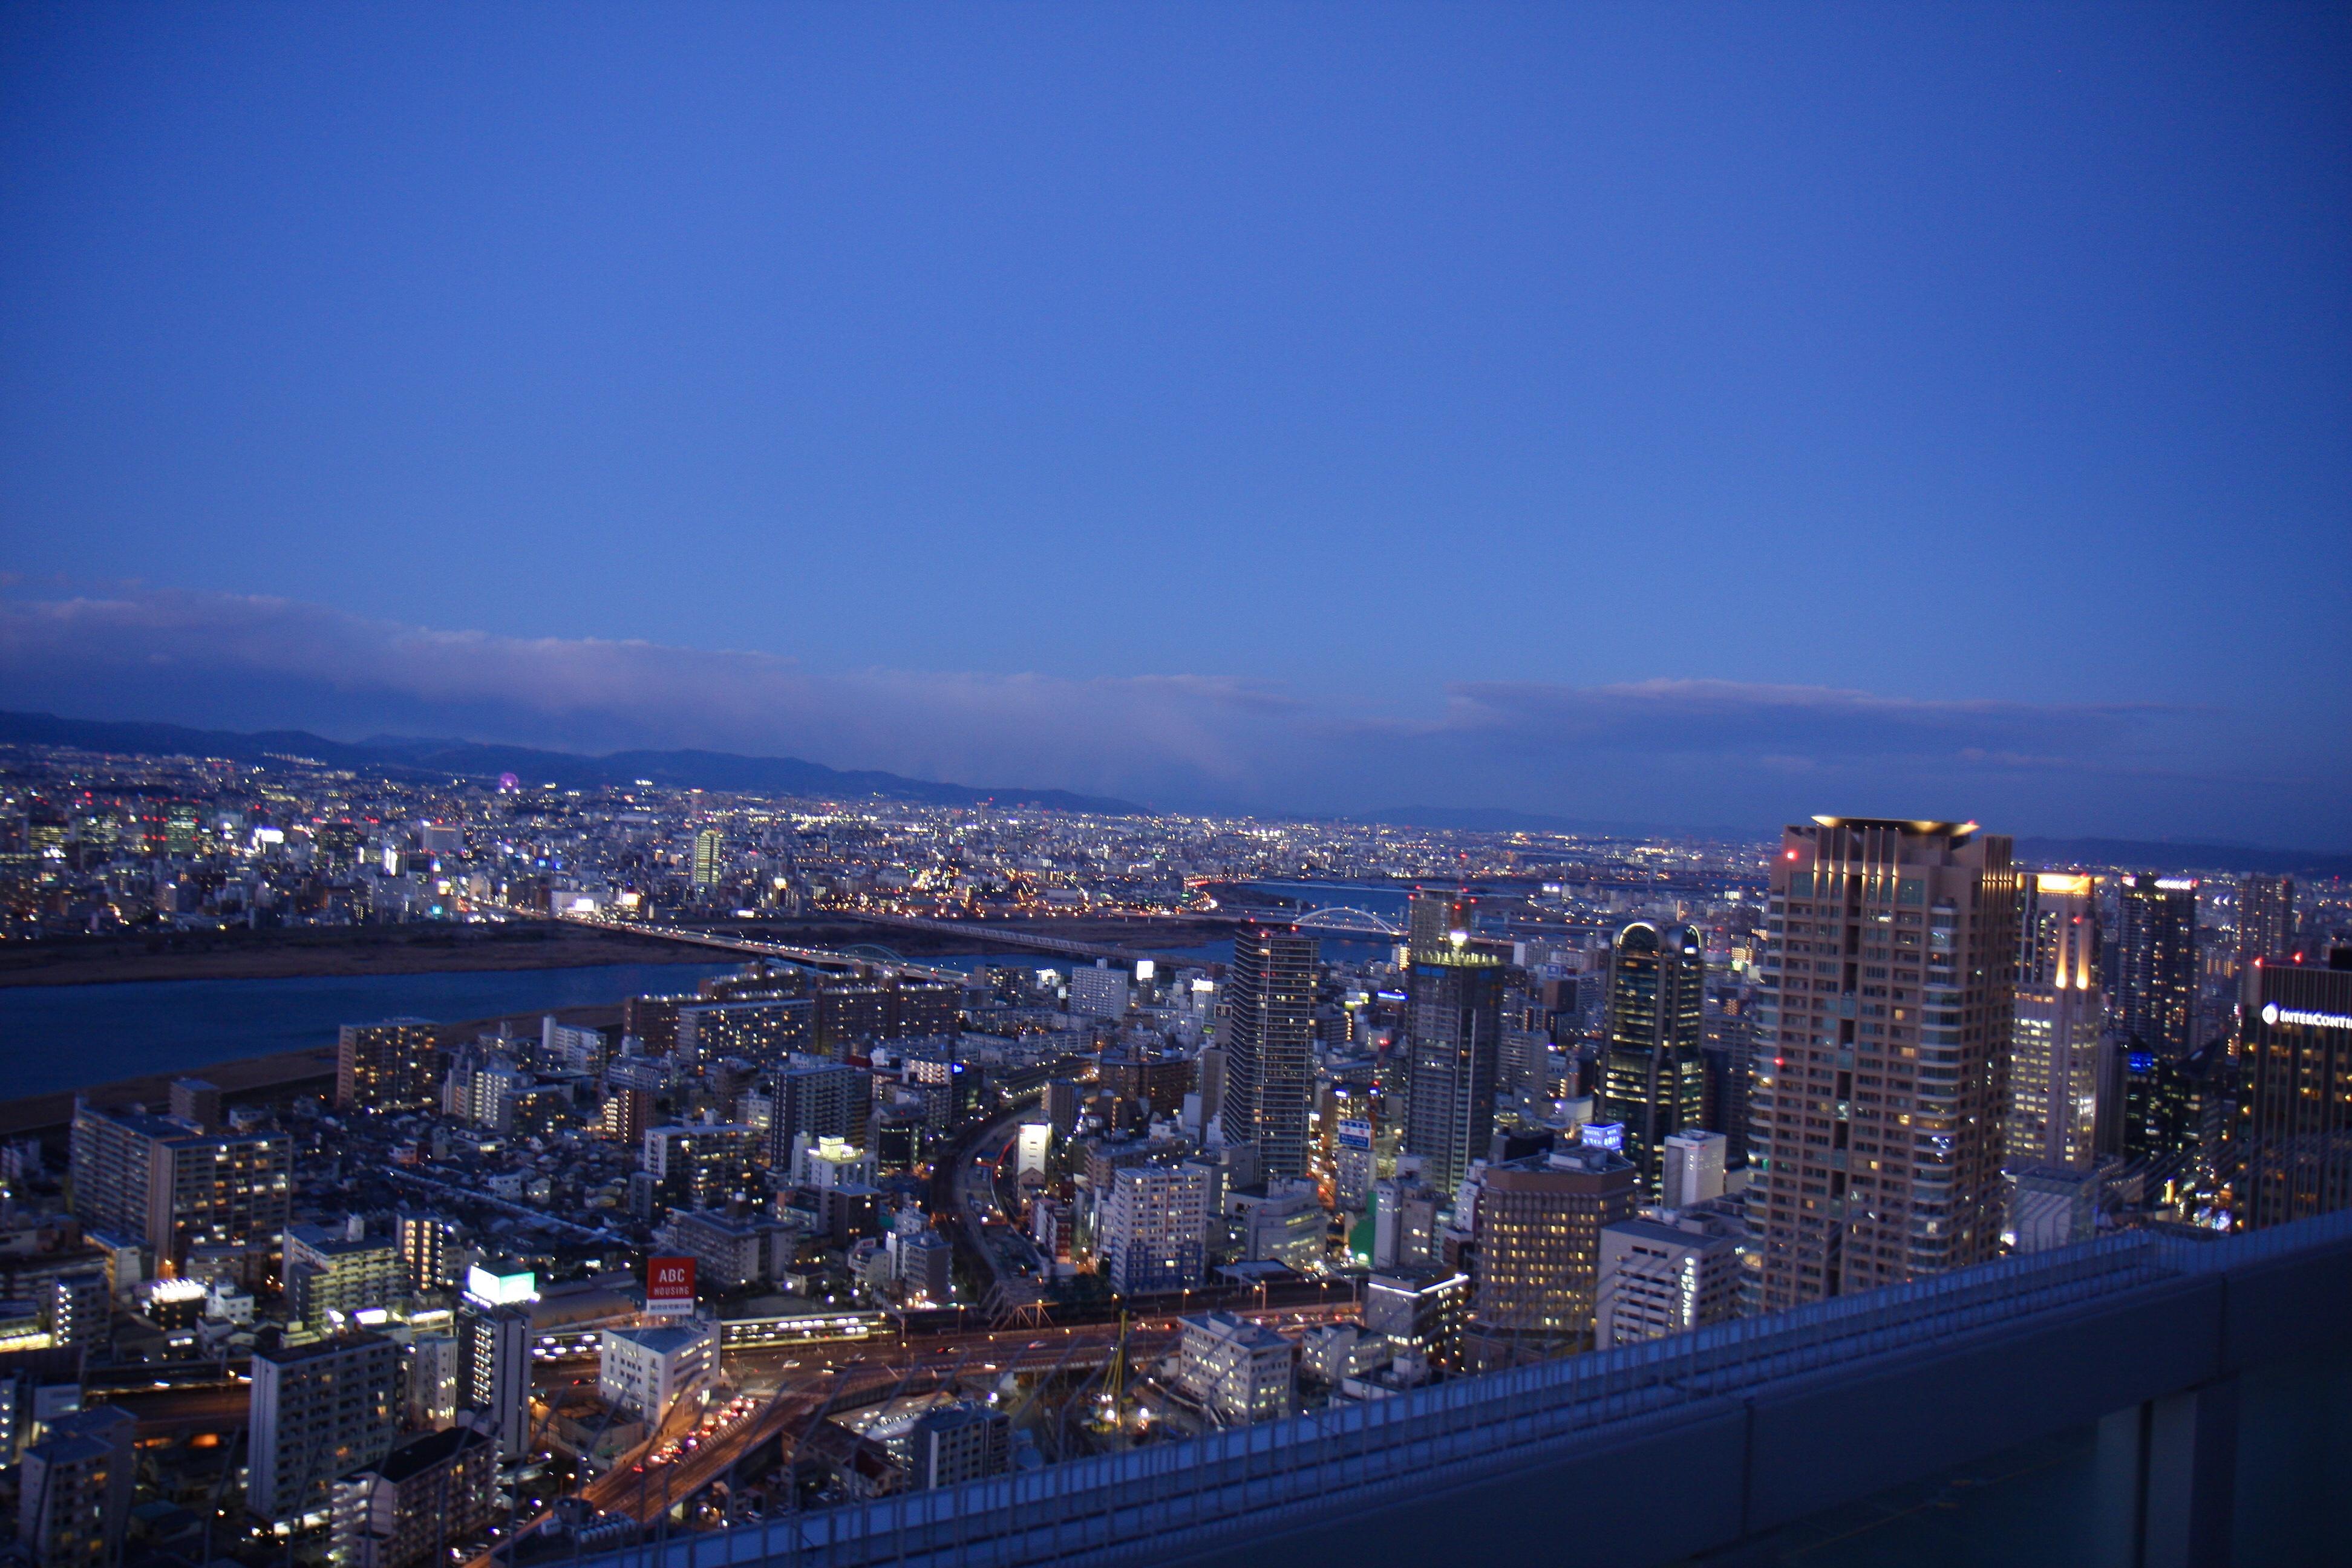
0, 913, 1240, 989
0, 921, 725, 988
0, 1001, 627, 1141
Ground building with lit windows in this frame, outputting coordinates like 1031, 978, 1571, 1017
1465, 1144, 1637, 1366
67, 1105, 291, 1276
2009, 872, 2103, 1169
247, 1332, 398, 1523
2237, 957, 2352, 1231
1220, 926, 1318, 1180
1748, 818, 2018, 1313
1596, 1210, 1743, 1345
1176, 1312, 1294, 1425
1596, 923, 1708, 1197
1402, 942, 1506, 1197
336, 1020, 441, 1112
2236, 874, 2296, 967
2117, 874, 2198, 1059
1097, 1161, 1208, 1295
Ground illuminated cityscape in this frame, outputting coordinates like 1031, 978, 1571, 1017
2, 8, 2347, 1568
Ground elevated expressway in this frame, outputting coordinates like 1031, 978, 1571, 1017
560, 1209, 2352, 1568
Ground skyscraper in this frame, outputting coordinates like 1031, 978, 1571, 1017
2008, 873, 2103, 1169
1596, 922, 1708, 1196
1220, 925, 1318, 1180
1406, 889, 1476, 958
1749, 818, 2018, 1312
691, 829, 724, 889
2236, 957, 2352, 1231
1402, 942, 1506, 1196
2117, 874, 2198, 1059
2237, 874, 2296, 967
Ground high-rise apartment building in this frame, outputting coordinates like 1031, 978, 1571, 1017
336, 1021, 441, 1112
765, 1063, 869, 1167
2236, 874, 2296, 967
1096, 1161, 1208, 1295
1402, 943, 1506, 1196
2008, 873, 2103, 1169
68, 1106, 292, 1274
641, 1123, 762, 1217
1220, 926, 1318, 1180
285, 1222, 403, 1330
2117, 875, 2199, 1059
2236, 958, 2352, 1231
247, 1332, 399, 1522
330, 1425, 499, 1568
1749, 818, 2018, 1313
1465, 1145, 1636, 1367
691, 829, 724, 888
458, 1300, 532, 1461
15, 1406, 135, 1568
1596, 922, 1708, 1196
395, 1212, 462, 1294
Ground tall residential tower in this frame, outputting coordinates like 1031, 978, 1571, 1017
1220, 925, 1319, 1180
1749, 818, 2018, 1312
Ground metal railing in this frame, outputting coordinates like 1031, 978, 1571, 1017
582, 1207, 2352, 1568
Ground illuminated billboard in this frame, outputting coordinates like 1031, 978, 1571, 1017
646, 1256, 697, 1316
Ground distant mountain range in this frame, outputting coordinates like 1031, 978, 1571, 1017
0, 710, 1143, 814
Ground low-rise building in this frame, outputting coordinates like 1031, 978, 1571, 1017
598, 1320, 716, 1423
907, 1403, 1010, 1489
1595, 1210, 1743, 1346
1175, 1312, 1293, 1426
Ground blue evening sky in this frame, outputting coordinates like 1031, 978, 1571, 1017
2, 6, 2346, 844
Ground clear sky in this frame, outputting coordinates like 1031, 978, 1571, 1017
3, 6, 2347, 845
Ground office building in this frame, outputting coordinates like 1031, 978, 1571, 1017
330, 1425, 499, 1568
1175, 1312, 1295, 1425
2237, 875, 2296, 967
2237, 959, 2352, 1231
1220, 926, 1318, 1180
2008, 872, 2104, 1169
1362, 1269, 1468, 1372
1660, 1130, 1729, 1209
907, 1403, 1011, 1489
1406, 889, 1477, 958
2117, 875, 2199, 1059
67, 1105, 292, 1275
1749, 818, 2019, 1312
1595, 1211, 1743, 1346
285, 1222, 402, 1330
1597, 923, 1710, 1196
1402, 942, 1506, 1196
659, 1201, 802, 1289
14, 1405, 134, 1568
247, 1332, 399, 1522
691, 829, 724, 888
336, 1021, 441, 1113
1096, 1161, 1208, 1295
1465, 1145, 1637, 1365
598, 1320, 717, 1423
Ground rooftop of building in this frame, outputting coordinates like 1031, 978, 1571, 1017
370, 1423, 491, 1483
